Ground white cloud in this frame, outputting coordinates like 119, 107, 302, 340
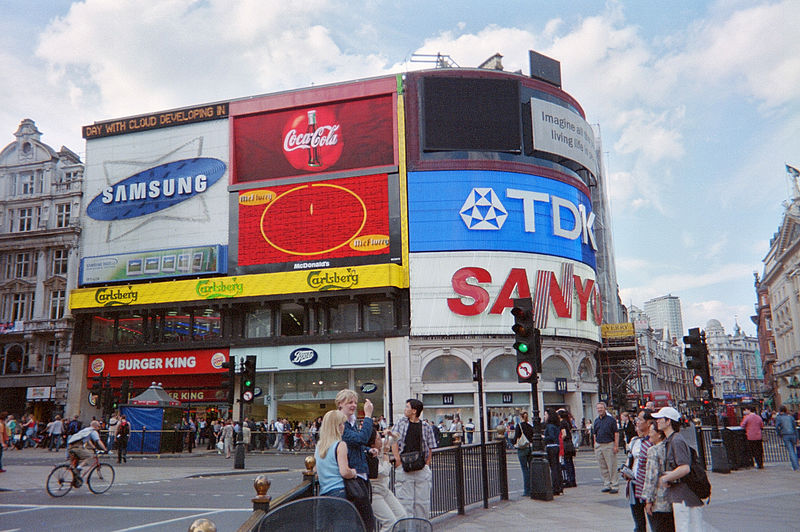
619, 262, 754, 304
683, 300, 755, 336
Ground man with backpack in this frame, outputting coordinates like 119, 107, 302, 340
654, 407, 705, 532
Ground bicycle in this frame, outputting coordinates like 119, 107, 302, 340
46, 449, 115, 497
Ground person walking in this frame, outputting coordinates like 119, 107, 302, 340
543, 409, 563, 495
559, 410, 577, 487
513, 411, 535, 496
221, 420, 234, 459
655, 406, 704, 532
740, 406, 764, 469
392, 398, 437, 520
314, 410, 355, 498
107, 413, 119, 451
592, 401, 619, 493
116, 414, 130, 463
47, 415, 64, 451
774, 406, 799, 471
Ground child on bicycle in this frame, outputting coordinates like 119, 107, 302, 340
66, 420, 107, 485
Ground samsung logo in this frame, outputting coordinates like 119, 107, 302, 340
86, 158, 226, 221
289, 348, 318, 366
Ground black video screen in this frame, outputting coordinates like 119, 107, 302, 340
422, 77, 521, 152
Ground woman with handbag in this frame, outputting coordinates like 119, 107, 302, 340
559, 410, 577, 487
513, 411, 534, 497
314, 410, 356, 498
336, 389, 375, 531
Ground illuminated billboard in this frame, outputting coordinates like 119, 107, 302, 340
80, 119, 230, 271
235, 173, 400, 273
232, 95, 395, 183
407, 170, 596, 268
410, 251, 601, 342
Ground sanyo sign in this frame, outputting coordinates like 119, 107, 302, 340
408, 170, 597, 268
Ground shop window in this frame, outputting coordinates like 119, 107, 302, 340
329, 301, 358, 334
89, 315, 115, 345
484, 355, 517, 381
363, 300, 395, 332
45, 340, 57, 373
422, 355, 472, 382
275, 369, 349, 402
117, 311, 146, 345
541, 356, 570, 380
162, 310, 190, 342
246, 307, 273, 338
280, 303, 305, 336
193, 307, 221, 340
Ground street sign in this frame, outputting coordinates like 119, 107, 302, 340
517, 361, 533, 380
253, 386, 263, 397
242, 391, 253, 402
694, 375, 703, 388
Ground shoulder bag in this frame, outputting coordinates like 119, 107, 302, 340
400, 422, 427, 472
514, 423, 530, 449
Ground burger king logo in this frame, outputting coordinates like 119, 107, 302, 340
210, 352, 227, 370
91, 358, 105, 374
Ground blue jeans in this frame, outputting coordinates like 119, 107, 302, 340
49, 434, 62, 451
322, 487, 347, 499
517, 447, 531, 496
781, 434, 799, 470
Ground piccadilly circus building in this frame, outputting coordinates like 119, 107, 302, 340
67, 51, 619, 428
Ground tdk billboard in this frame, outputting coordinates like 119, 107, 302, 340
407, 170, 597, 268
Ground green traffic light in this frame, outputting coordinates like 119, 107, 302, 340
518, 343, 528, 353
244, 380, 252, 387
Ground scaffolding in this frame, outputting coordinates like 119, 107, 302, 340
597, 333, 644, 410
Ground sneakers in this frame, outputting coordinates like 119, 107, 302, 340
609, 488, 619, 494
601, 487, 611, 492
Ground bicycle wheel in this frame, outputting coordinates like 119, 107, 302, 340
46, 465, 74, 497
87, 463, 115, 494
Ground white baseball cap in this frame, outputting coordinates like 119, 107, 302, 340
651, 406, 681, 422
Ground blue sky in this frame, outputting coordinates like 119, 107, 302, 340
2, 0, 799, 336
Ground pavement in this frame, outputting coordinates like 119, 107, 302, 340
3, 447, 800, 531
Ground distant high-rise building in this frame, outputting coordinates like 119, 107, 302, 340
643, 294, 684, 344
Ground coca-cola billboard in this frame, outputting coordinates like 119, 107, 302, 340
233, 95, 394, 183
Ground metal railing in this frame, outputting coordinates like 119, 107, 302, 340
696, 425, 796, 469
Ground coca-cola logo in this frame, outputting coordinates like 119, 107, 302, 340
282, 107, 344, 172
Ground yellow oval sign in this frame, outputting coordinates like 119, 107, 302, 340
239, 189, 276, 206
349, 234, 390, 252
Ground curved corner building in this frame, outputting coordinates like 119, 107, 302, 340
67, 55, 615, 428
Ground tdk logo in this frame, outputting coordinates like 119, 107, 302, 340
460, 188, 508, 230
460, 186, 597, 251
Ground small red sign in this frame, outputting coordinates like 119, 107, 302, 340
87, 349, 229, 378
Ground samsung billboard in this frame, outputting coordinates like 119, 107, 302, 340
407, 170, 596, 268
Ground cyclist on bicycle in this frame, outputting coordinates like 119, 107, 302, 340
66, 420, 107, 484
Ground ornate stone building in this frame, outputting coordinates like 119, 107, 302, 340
0, 119, 83, 419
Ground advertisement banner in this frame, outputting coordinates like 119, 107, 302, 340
410, 251, 601, 341
601, 323, 635, 339
80, 120, 230, 264
237, 174, 393, 270
80, 245, 226, 285
232, 95, 394, 183
69, 263, 407, 309
87, 349, 229, 378
408, 170, 596, 268
530, 98, 599, 177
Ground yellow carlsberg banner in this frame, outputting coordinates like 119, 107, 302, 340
70, 263, 407, 309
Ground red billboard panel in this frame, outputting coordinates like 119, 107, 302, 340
232, 95, 395, 183
87, 349, 229, 378
238, 174, 390, 268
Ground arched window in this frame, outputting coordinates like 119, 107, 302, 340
484, 355, 516, 381
541, 356, 570, 380
422, 355, 472, 382
578, 358, 595, 381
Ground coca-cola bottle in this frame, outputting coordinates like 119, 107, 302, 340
306, 110, 321, 167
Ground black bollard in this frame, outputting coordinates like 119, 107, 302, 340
234, 441, 246, 469
529, 450, 553, 501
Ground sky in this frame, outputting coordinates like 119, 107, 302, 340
2, 0, 799, 337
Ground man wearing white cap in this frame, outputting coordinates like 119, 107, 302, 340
653, 406, 703, 532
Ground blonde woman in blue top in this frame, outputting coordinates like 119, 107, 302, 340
315, 410, 357, 498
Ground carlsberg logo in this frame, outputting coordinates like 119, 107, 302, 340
307, 268, 359, 291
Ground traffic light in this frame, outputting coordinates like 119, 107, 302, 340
242, 355, 256, 403
684, 327, 711, 391
90, 375, 103, 396
119, 379, 131, 405
511, 298, 541, 383
221, 356, 236, 404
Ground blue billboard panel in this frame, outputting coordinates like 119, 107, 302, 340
408, 170, 596, 268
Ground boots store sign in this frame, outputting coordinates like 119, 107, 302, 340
231, 94, 394, 183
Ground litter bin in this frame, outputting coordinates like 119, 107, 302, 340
440, 432, 452, 447
722, 427, 750, 470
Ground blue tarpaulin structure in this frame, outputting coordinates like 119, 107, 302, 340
120, 382, 182, 453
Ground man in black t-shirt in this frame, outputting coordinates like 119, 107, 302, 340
391, 399, 437, 519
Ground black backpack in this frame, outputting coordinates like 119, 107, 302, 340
684, 446, 712, 501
